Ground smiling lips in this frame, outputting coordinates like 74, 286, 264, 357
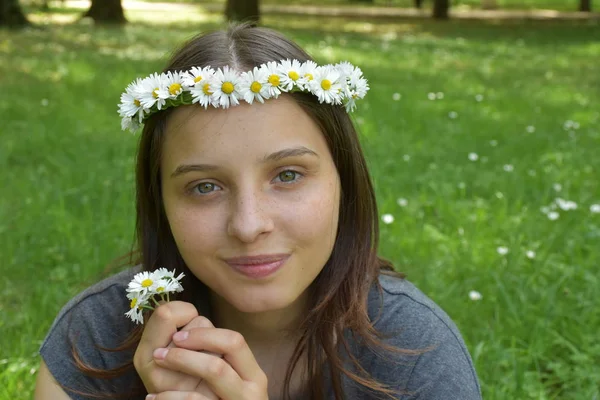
224, 254, 290, 279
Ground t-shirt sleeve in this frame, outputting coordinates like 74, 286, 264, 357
39, 277, 141, 399
364, 280, 482, 400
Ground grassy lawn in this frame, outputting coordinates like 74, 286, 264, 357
1, 5, 599, 400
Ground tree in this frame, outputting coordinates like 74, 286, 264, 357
83, 0, 126, 24
579, 0, 591, 11
0, 0, 29, 27
432, 0, 449, 19
225, 0, 259, 25
414, 0, 424, 8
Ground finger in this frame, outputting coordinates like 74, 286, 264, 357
136, 301, 199, 367
149, 391, 215, 400
166, 315, 215, 350
172, 328, 264, 383
154, 347, 244, 399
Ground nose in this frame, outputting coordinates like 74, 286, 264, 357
226, 187, 274, 243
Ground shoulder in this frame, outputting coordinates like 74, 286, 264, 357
39, 267, 143, 399
360, 272, 482, 399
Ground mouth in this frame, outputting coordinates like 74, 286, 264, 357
224, 254, 290, 279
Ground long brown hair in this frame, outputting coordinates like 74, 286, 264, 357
73, 23, 427, 400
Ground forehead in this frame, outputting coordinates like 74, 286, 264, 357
162, 95, 327, 162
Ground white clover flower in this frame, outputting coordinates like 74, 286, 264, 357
427, 92, 436, 100
475, 94, 484, 102
547, 211, 560, 220
469, 290, 482, 301
503, 164, 514, 172
448, 111, 458, 119
381, 214, 394, 224
262, 61, 286, 99
278, 59, 304, 91
526, 125, 536, 133
309, 65, 342, 105
555, 198, 577, 211
210, 66, 241, 109
497, 246, 509, 255
468, 152, 479, 161
489, 140, 498, 147
138, 73, 167, 110
403, 154, 411, 162
392, 93, 401, 101
591, 204, 600, 214
526, 250, 536, 259
156, 71, 186, 100
436, 92, 444, 99
239, 66, 271, 104
182, 66, 215, 87
553, 183, 562, 192
397, 198, 408, 207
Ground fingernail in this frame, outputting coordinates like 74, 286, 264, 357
173, 330, 189, 341
153, 348, 168, 360
146, 395, 156, 400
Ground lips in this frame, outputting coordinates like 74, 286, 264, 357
223, 254, 291, 279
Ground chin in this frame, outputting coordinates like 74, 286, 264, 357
226, 287, 301, 314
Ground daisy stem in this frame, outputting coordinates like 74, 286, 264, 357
151, 295, 161, 308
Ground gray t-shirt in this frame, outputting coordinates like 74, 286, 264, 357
40, 268, 482, 399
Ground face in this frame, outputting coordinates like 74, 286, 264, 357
160, 95, 341, 314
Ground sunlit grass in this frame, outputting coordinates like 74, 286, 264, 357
1, 5, 599, 400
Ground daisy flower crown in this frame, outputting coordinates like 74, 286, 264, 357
118, 59, 369, 132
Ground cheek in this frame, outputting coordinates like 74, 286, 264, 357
164, 202, 222, 253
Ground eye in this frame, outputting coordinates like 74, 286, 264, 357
192, 182, 222, 195
275, 170, 303, 184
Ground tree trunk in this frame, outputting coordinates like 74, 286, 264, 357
481, 0, 497, 9
579, 0, 591, 11
432, 0, 449, 19
225, 0, 259, 25
0, 0, 29, 27
414, 0, 424, 9
83, 0, 126, 24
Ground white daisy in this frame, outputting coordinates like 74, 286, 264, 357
591, 204, 600, 213
121, 116, 141, 132
278, 59, 304, 91
118, 78, 145, 120
381, 214, 394, 224
153, 267, 185, 283
210, 66, 241, 109
125, 304, 145, 325
138, 73, 167, 110
156, 70, 186, 100
239, 66, 271, 104
497, 246, 509, 255
298, 60, 318, 90
261, 61, 286, 99
182, 66, 215, 88
526, 250, 536, 259
127, 271, 157, 295
309, 65, 342, 105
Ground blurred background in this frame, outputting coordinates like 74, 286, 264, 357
1, 0, 599, 399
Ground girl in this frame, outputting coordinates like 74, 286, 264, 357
34, 24, 482, 400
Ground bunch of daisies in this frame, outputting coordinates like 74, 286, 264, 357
125, 268, 185, 325
118, 59, 369, 132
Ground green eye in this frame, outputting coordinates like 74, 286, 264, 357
278, 170, 297, 182
196, 182, 216, 194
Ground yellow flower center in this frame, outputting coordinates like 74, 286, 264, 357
130, 298, 137, 309
169, 83, 182, 96
194, 75, 203, 83
203, 83, 212, 95
141, 278, 153, 288
133, 99, 141, 107
268, 74, 280, 87
305, 73, 314, 81
152, 88, 159, 99
222, 82, 234, 94
157, 286, 165, 292
250, 81, 262, 93
289, 71, 300, 81
321, 79, 332, 91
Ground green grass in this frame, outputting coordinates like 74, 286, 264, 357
2, 5, 600, 400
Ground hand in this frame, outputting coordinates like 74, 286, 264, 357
133, 302, 219, 398
149, 322, 269, 400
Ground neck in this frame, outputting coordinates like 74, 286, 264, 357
208, 291, 309, 349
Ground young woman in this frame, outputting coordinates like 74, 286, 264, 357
34, 24, 482, 400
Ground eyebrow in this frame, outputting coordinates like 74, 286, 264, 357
170, 146, 319, 178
